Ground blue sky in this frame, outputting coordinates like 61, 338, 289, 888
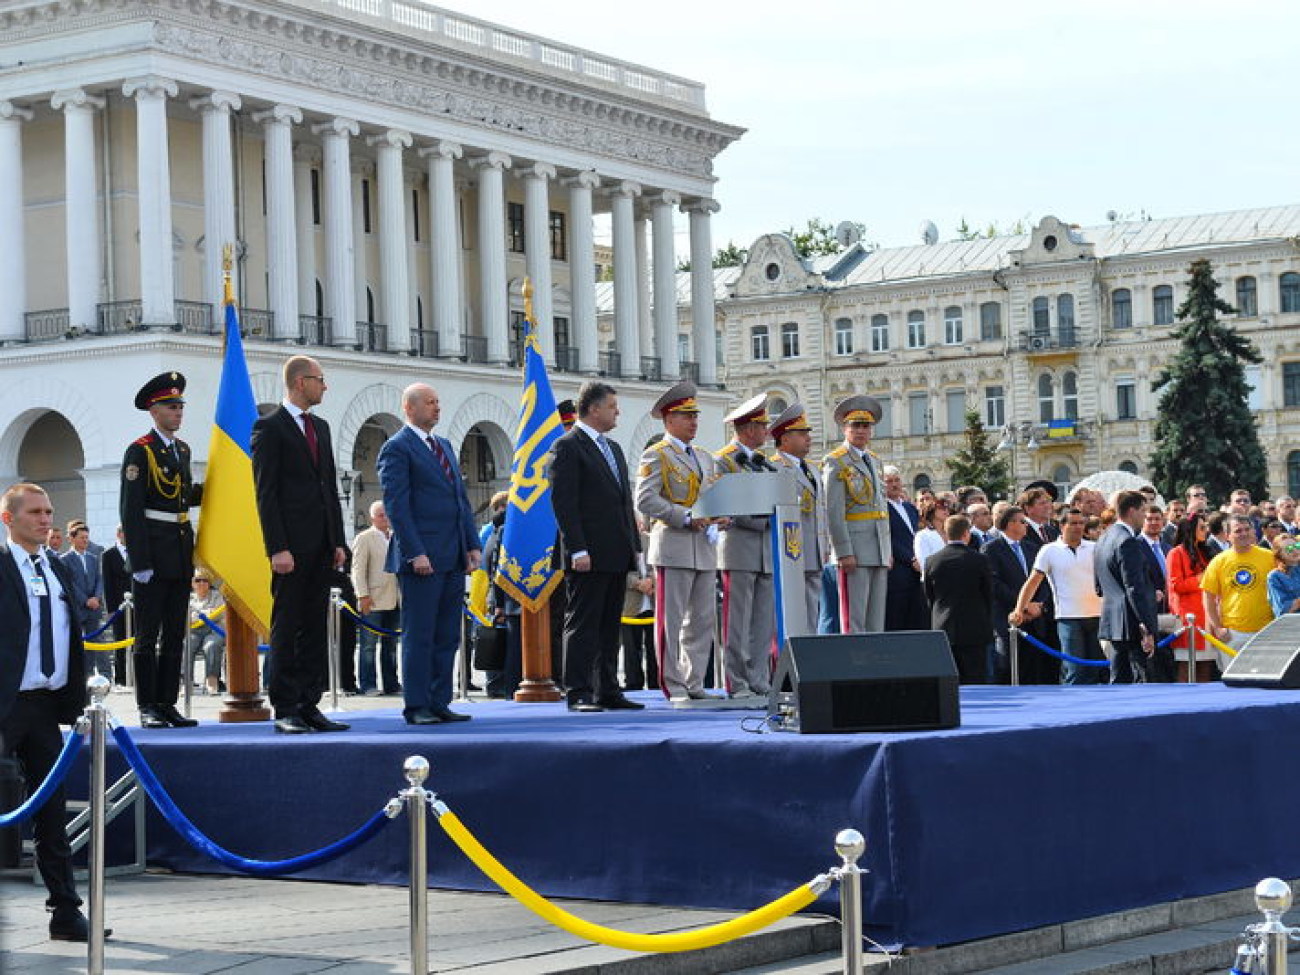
441, 0, 1299, 253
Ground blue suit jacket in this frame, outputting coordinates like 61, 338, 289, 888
1094, 523, 1159, 642
377, 426, 479, 575
60, 547, 103, 632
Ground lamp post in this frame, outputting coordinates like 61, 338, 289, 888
995, 421, 1039, 492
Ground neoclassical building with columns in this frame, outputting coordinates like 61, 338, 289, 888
0, 0, 743, 539
711, 205, 1300, 500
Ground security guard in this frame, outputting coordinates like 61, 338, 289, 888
120, 372, 203, 728
714, 393, 776, 699
633, 380, 722, 704
822, 395, 890, 633
768, 403, 828, 633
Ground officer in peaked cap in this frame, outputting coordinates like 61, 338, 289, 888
634, 378, 721, 705
822, 394, 890, 633
768, 403, 828, 632
556, 399, 577, 432
120, 372, 204, 729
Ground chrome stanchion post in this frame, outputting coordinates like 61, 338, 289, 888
835, 828, 865, 975
328, 587, 341, 712
1009, 626, 1022, 687
86, 674, 111, 975
1184, 613, 1197, 684
1255, 877, 1293, 975
182, 602, 195, 717
402, 756, 431, 975
123, 592, 135, 688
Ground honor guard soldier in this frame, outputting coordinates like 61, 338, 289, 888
823, 395, 890, 633
120, 372, 203, 728
768, 403, 829, 632
714, 393, 776, 699
634, 380, 723, 704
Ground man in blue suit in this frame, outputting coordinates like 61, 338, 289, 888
378, 383, 481, 725
61, 521, 105, 646
1095, 489, 1161, 683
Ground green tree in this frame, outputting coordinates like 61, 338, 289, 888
784, 217, 855, 258
677, 239, 748, 272
1149, 259, 1267, 502
946, 409, 1013, 500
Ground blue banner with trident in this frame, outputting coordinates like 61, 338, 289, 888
494, 280, 564, 612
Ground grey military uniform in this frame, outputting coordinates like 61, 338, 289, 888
822, 444, 891, 632
714, 441, 775, 696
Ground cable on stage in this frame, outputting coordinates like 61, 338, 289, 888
0, 727, 84, 828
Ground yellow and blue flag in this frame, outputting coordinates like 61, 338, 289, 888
494, 307, 563, 612
195, 292, 273, 632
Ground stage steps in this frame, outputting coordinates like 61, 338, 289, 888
725, 879, 1300, 975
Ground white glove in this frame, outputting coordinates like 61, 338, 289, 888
132, 569, 154, 584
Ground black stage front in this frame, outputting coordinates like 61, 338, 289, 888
98, 684, 1300, 947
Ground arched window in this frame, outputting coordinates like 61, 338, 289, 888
1032, 296, 1050, 335
1281, 273, 1300, 313
833, 317, 853, 356
1236, 276, 1258, 317
1057, 293, 1075, 342
870, 314, 889, 352
1153, 285, 1174, 326
1038, 373, 1055, 424
1111, 288, 1132, 328
913, 473, 933, 493
907, 310, 926, 348
944, 305, 963, 345
980, 302, 1002, 340
769, 395, 789, 415
1119, 460, 1139, 475
1062, 370, 1078, 420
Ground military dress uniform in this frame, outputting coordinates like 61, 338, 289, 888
822, 396, 891, 633
120, 373, 203, 727
633, 381, 720, 701
714, 393, 776, 698
768, 404, 829, 633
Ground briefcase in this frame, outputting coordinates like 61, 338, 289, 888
472, 623, 506, 671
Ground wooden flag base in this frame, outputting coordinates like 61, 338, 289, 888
219, 604, 271, 723
513, 602, 562, 702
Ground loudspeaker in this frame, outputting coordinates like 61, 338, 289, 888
768, 631, 960, 733
1222, 615, 1300, 688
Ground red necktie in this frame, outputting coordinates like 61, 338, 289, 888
301, 413, 319, 465
427, 436, 455, 481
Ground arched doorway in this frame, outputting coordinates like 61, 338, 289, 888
18, 412, 85, 530
459, 422, 511, 518
349, 414, 401, 530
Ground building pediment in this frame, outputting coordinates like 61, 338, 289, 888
730, 234, 822, 298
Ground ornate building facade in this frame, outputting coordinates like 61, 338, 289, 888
0, 0, 742, 536
715, 207, 1300, 499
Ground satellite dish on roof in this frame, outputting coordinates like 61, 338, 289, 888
834, 221, 862, 248
920, 220, 939, 245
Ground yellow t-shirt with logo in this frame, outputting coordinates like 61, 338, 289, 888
1200, 546, 1277, 633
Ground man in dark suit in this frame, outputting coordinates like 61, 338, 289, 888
61, 521, 105, 665
923, 514, 993, 683
377, 382, 481, 725
0, 483, 101, 941
983, 504, 1057, 684
100, 525, 131, 681
1138, 504, 1171, 612
882, 465, 928, 631
550, 381, 642, 712
120, 372, 203, 729
252, 356, 349, 734
1095, 489, 1161, 683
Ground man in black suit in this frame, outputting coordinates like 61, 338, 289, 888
1138, 504, 1171, 612
252, 355, 349, 734
100, 525, 131, 681
1095, 489, 1161, 683
923, 514, 993, 683
550, 381, 642, 712
882, 465, 928, 631
1015, 484, 1062, 681
0, 483, 101, 941
983, 504, 1056, 684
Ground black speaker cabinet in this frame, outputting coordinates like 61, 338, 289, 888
1222, 614, 1300, 688
768, 631, 960, 733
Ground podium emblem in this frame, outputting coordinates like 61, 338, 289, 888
782, 520, 802, 561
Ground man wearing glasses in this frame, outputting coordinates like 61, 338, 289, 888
1185, 485, 1209, 515
120, 372, 203, 728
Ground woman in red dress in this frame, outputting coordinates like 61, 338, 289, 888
1166, 512, 1216, 681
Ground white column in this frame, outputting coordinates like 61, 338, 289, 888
312, 117, 359, 347
406, 166, 421, 335
609, 181, 642, 378
472, 151, 511, 364
191, 90, 240, 318
293, 144, 319, 332
124, 76, 178, 327
51, 89, 104, 333
352, 159, 372, 334
522, 162, 557, 364
0, 102, 32, 343
254, 104, 301, 341
685, 198, 720, 386
420, 140, 463, 358
369, 129, 412, 350
651, 191, 681, 381
635, 210, 653, 362
565, 171, 600, 374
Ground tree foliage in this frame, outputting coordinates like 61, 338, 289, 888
1149, 259, 1267, 503
946, 409, 1013, 500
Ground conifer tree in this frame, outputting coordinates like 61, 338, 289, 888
1150, 259, 1267, 502
946, 409, 1013, 499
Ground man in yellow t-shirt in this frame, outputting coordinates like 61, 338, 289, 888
1201, 514, 1277, 670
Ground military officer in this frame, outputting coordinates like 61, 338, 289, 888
120, 372, 203, 728
714, 393, 776, 699
633, 380, 724, 704
768, 403, 828, 633
822, 395, 890, 633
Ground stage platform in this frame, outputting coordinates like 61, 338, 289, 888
93, 683, 1300, 948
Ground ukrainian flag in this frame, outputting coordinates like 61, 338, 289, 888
494, 301, 563, 612
195, 292, 273, 632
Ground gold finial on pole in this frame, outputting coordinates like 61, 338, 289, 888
522, 276, 534, 324
221, 243, 235, 305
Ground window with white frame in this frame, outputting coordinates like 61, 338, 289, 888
871, 313, 889, 352
908, 392, 930, 436
985, 385, 1005, 429
1111, 288, 1132, 328
751, 325, 770, 361
944, 305, 963, 345
1236, 276, 1258, 317
873, 397, 892, 438
1245, 364, 1262, 412
907, 310, 926, 348
945, 389, 966, 432
781, 322, 800, 358
1282, 273, 1300, 313
1032, 296, 1050, 335
1116, 378, 1137, 420
1057, 294, 1075, 341
980, 302, 1002, 340
834, 317, 854, 356
1153, 285, 1174, 326
1062, 370, 1078, 420
1037, 373, 1055, 423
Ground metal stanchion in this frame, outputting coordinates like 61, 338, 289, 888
835, 828, 865, 975
328, 587, 341, 713
182, 603, 196, 718
1185, 613, 1197, 684
455, 615, 470, 703
402, 756, 431, 975
1009, 627, 1021, 686
123, 593, 135, 689
1257, 878, 1292, 975
86, 674, 111, 975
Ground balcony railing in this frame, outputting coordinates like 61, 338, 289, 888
640, 356, 662, 382
175, 300, 215, 334
680, 359, 699, 382
462, 334, 488, 363
1019, 327, 1079, 352
356, 321, 388, 353
98, 300, 143, 334
410, 328, 439, 358
554, 344, 579, 373
299, 315, 333, 346
24, 309, 70, 342
598, 350, 621, 377
240, 308, 274, 338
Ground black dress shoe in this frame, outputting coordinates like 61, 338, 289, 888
300, 708, 350, 732
157, 704, 199, 728
432, 707, 471, 722
404, 709, 441, 725
49, 908, 111, 943
567, 696, 604, 713
598, 695, 645, 711
139, 706, 169, 729
274, 715, 314, 734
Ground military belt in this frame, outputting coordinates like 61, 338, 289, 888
144, 509, 189, 524
845, 511, 886, 521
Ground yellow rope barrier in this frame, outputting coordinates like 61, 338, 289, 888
189, 604, 226, 630
84, 637, 133, 651
436, 808, 819, 952
1199, 628, 1237, 658
620, 615, 654, 626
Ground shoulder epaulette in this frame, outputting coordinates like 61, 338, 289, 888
719, 443, 739, 455
133, 434, 152, 447
826, 446, 849, 461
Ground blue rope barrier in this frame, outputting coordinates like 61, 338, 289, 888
197, 611, 226, 638
1155, 628, 1184, 650
111, 725, 392, 876
84, 606, 124, 641
1017, 629, 1110, 668
338, 602, 403, 637
0, 730, 85, 828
